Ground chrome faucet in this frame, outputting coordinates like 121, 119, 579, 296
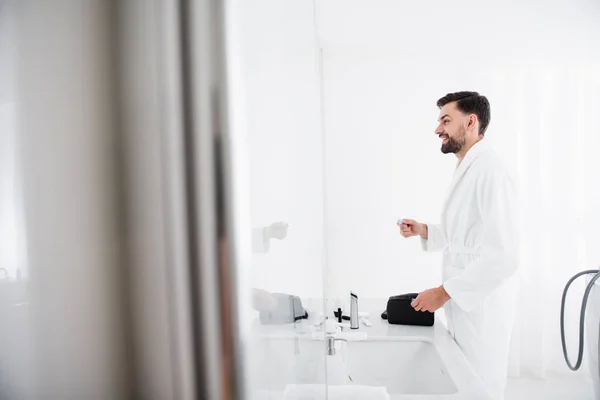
326, 335, 347, 356
350, 292, 359, 329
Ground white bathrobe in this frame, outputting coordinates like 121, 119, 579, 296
421, 139, 519, 400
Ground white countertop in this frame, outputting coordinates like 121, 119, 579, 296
254, 298, 447, 339
250, 298, 492, 400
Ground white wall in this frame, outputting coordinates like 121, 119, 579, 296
237, 1, 325, 299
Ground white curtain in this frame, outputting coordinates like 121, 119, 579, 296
486, 64, 600, 379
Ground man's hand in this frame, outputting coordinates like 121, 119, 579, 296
411, 285, 450, 313
266, 222, 289, 240
398, 219, 427, 239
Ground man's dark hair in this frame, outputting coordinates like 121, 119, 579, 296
437, 91, 491, 136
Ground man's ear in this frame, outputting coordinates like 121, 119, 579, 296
467, 114, 478, 132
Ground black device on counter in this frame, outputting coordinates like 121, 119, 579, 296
381, 293, 434, 327
333, 309, 350, 322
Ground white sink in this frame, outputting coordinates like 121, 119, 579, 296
249, 335, 457, 396
343, 338, 457, 395
249, 302, 491, 399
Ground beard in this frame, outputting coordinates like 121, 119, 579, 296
441, 128, 466, 154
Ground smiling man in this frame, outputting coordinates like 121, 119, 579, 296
397, 92, 519, 400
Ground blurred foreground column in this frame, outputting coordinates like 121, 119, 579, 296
12, 1, 131, 398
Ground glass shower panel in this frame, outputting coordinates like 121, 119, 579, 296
230, 1, 329, 399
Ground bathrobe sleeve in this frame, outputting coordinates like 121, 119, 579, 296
421, 224, 448, 252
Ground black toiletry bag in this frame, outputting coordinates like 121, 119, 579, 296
381, 293, 434, 326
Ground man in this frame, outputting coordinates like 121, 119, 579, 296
398, 92, 519, 400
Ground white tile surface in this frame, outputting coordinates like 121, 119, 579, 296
505, 375, 595, 400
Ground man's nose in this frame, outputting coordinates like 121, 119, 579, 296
435, 125, 444, 135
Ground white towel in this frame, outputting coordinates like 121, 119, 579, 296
282, 384, 390, 400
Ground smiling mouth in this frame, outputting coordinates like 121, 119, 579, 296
439, 134, 449, 143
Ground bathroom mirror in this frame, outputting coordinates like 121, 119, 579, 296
232, 1, 329, 398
